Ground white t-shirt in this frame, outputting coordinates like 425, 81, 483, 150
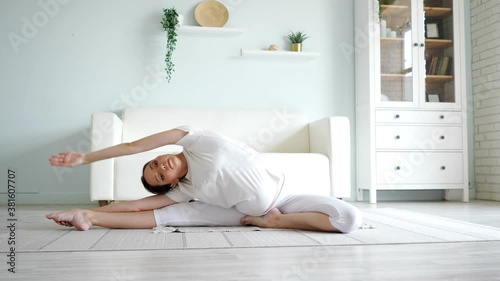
166, 126, 284, 216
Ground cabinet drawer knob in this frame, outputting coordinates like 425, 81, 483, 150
440, 115, 445, 119
441, 166, 446, 170
395, 135, 401, 140
395, 114, 400, 119
395, 166, 401, 171
440, 135, 445, 140
420, 43, 425, 47
414, 43, 418, 47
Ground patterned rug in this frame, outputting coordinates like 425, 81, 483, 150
2, 208, 500, 252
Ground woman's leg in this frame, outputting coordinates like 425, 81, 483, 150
47, 197, 361, 232
154, 201, 246, 227
241, 195, 362, 233
241, 208, 337, 232
46, 209, 156, 231
46, 201, 247, 231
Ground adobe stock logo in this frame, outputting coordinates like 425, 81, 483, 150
7, 0, 71, 54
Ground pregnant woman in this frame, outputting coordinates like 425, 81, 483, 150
47, 126, 362, 233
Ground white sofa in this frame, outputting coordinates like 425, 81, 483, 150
90, 107, 351, 203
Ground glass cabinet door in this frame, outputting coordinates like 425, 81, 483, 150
423, 0, 455, 105
379, 0, 415, 104
378, 0, 456, 107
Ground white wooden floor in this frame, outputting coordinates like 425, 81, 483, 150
4, 200, 500, 281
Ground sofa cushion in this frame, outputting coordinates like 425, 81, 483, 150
258, 153, 331, 196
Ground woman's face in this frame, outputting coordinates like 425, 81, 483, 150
142, 154, 187, 187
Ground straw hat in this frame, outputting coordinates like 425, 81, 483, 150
195, 0, 229, 27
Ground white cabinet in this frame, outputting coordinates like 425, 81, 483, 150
354, 0, 468, 203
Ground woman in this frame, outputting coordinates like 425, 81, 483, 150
47, 126, 362, 233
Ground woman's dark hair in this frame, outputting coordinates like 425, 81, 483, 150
141, 162, 173, 195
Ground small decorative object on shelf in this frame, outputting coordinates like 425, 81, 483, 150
161, 8, 179, 82
195, 0, 229, 27
268, 44, 279, 51
378, 0, 395, 20
286, 30, 309, 52
425, 19, 443, 39
427, 93, 440, 102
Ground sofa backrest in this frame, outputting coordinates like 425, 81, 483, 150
120, 107, 310, 153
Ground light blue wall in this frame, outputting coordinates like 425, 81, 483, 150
0, 0, 356, 204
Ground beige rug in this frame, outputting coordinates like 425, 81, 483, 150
2, 208, 500, 253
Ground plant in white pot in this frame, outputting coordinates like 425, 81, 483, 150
161, 8, 179, 82
286, 30, 309, 52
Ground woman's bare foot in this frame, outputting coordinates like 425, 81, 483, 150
240, 208, 282, 228
46, 209, 93, 231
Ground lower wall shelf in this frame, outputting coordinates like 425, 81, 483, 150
240, 49, 320, 59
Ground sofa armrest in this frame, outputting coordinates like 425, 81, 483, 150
90, 112, 123, 201
309, 117, 351, 198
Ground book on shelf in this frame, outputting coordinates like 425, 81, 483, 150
440, 57, 450, 75
426, 56, 451, 76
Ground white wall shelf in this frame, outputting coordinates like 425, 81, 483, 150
240, 49, 320, 59
178, 26, 244, 36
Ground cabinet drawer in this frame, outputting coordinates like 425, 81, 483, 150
376, 126, 463, 150
376, 110, 462, 124
376, 152, 463, 184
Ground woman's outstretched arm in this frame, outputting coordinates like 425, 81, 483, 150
49, 128, 188, 167
90, 194, 177, 213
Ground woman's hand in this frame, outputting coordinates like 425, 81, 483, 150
49, 152, 86, 167
47, 129, 187, 168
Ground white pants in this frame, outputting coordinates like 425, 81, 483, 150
154, 194, 362, 233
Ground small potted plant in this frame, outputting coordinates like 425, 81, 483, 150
286, 30, 309, 52
161, 8, 179, 82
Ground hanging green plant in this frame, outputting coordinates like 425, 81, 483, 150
161, 8, 179, 82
